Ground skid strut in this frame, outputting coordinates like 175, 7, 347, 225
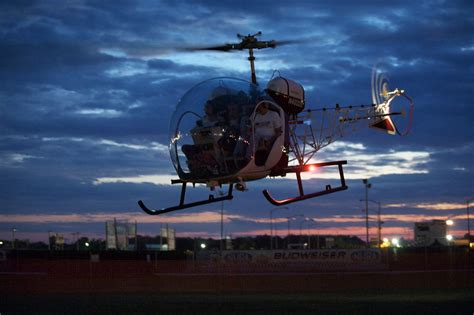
263, 160, 348, 206
139, 181, 234, 215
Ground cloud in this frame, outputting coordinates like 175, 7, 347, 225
94, 174, 174, 186
0, 153, 42, 167
290, 141, 431, 180
385, 202, 469, 211
0, 0, 472, 241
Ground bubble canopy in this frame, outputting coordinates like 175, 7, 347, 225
169, 77, 262, 180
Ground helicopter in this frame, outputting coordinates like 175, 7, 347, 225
138, 32, 414, 215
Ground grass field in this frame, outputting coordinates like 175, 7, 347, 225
2, 289, 472, 314
1, 251, 472, 313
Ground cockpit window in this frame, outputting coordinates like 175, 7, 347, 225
169, 78, 259, 179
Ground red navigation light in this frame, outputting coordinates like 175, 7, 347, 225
308, 165, 317, 172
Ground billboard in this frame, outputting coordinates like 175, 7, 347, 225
160, 226, 176, 251
106, 219, 137, 250
196, 249, 384, 272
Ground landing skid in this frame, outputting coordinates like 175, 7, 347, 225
138, 180, 234, 215
263, 160, 348, 206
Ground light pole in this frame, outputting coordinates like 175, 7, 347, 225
359, 197, 383, 248
286, 214, 304, 249
270, 206, 288, 250
219, 190, 224, 251
12, 227, 17, 249
48, 230, 52, 251
362, 179, 372, 248
301, 217, 317, 249
467, 197, 473, 243
368, 200, 382, 248
71, 232, 80, 251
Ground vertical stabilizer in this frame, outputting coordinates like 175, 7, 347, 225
370, 115, 396, 135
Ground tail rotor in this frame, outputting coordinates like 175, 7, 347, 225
370, 64, 414, 136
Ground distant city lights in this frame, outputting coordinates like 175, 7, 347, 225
380, 238, 391, 248
391, 238, 400, 247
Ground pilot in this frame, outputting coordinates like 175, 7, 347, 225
253, 101, 282, 150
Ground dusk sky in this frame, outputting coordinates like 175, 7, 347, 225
1, 0, 472, 243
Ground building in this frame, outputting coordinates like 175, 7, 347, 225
414, 220, 449, 246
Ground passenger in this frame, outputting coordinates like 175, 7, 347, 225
219, 102, 242, 156
185, 100, 222, 177
227, 102, 241, 128
200, 101, 219, 127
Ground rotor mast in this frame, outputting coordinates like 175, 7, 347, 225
237, 32, 264, 85
191, 32, 282, 85
248, 47, 256, 84
236, 32, 276, 85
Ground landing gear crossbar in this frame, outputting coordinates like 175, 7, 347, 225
138, 181, 234, 215
263, 160, 348, 206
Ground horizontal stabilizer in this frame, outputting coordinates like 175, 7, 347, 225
370, 116, 396, 135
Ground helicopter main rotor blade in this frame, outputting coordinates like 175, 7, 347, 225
102, 33, 315, 58
183, 38, 306, 52
183, 43, 240, 52
272, 38, 306, 46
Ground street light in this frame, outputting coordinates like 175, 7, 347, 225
362, 179, 372, 248
270, 206, 288, 250
445, 219, 455, 246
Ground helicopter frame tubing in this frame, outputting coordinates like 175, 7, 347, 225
138, 180, 234, 215
263, 160, 348, 206
261, 109, 355, 206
